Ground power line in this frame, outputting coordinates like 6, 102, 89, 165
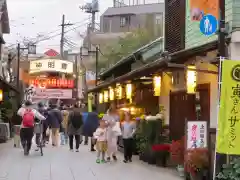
6, 17, 91, 49
7, 18, 91, 51
35, 21, 89, 44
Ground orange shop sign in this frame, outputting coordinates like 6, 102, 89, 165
29, 78, 74, 88
190, 0, 219, 21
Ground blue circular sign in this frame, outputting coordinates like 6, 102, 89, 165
199, 14, 218, 36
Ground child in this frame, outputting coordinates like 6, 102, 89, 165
121, 112, 136, 163
93, 120, 107, 163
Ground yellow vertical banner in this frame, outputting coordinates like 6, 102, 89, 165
217, 60, 240, 154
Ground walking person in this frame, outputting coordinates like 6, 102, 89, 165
93, 120, 107, 163
68, 104, 83, 152
47, 104, 63, 146
17, 101, 46, 155
60, 108, 69, 145
35, 102, 48, 151
121, 112, 136, 163
82, 106, 99, 151
82, 112, 89, 145
103, 103, 120, 161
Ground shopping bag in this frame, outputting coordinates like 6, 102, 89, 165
46, 128, 50, 136
112, 122, 122, 136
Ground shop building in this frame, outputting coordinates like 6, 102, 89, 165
27, 57, 74, 105
88, 0, 240, 177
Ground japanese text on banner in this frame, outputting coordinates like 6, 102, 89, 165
217, 60, 240, 154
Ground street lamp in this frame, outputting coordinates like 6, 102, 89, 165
80, 46, 99, 107
16, 43, 36, 89
80, 46, 99, 86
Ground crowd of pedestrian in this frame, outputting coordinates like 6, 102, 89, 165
16, 101, 136, 164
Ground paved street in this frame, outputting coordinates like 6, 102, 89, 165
0, 141, 181, 180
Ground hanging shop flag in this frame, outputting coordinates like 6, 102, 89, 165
99, 93, 103, 104
153, 76, 161, 96
216, 60, 240, 155
186, 66, 197, 94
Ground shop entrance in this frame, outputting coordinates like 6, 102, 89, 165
169, 83, 210, 141
169, 91, 196, 140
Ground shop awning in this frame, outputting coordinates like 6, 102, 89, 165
88, 40, 218, 93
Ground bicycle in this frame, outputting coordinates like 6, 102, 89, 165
34, 121, 44, 156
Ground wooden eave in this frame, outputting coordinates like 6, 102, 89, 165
99, 37, 163, 79
88, 40, 219, 93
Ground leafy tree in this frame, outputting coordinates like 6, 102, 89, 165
98, 28, 158, 72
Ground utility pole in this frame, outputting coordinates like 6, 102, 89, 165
218, 0, 226, 57
95, 46, 99, 107
214, 0, 226, 178
60, 14, 73, 59
95, 46, 99, 87
79, 0, 99, 49
16, 43, 34, 105
16, 43, 20, 90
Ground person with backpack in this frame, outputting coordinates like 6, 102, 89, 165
17, 101, 46, 155
67, 104, 83, 152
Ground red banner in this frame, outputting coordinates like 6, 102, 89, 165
29, 78, 74, 88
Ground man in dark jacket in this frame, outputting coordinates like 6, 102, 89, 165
47, 104, 63, 146
82, 106, 99, 151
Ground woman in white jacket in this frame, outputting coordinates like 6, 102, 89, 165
103, 103, 120, 161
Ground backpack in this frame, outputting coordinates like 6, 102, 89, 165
22, 109, 35, 127
71, 111, 83, 129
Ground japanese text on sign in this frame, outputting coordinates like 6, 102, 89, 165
228, 85, 240, 148
216, 61, 240, 155
187, 121, 207, 149
29, 59, 73, 74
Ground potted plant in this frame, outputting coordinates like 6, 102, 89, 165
144, 115, 163, 165
152, 143, 170, 167
135, 119, 148, 161
216, 157, 240, 179
185, 148, 209, 180
170, 137, 185, 177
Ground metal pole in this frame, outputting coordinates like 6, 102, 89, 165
95, 46, 99, 86
91, 11, 95, 32
75, 54, 79, 101
218, 0, 226, 57
95, 46, 99, 107
214, 0, 226, 177
60, 14, 65, 59
16, 43, 20, 89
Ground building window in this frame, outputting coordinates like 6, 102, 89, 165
62, 63, 67, 70
120, 16, 130, 27
155, 14, 162, 25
